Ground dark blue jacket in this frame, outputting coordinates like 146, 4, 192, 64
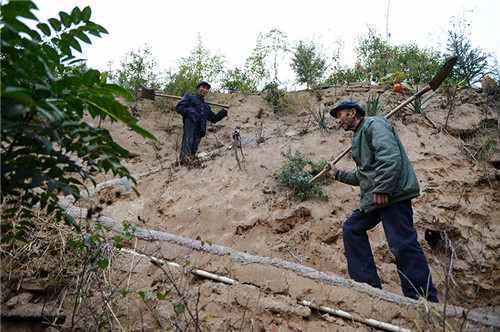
175, 94, 227, 136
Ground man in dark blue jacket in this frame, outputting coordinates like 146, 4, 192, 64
176, 81, 229, 163
325, 101, 438, 302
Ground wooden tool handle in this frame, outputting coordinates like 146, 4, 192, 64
308, 146, 352, 184
155, 93, 230, 108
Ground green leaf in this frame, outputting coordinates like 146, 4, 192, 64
2, 1, 38, 21
120, 179, 132, 191
59, 11, 72, 28
97, 259, 109, 270
137, 291, 153, 300
41, 44, 60, 64
101, 84, 133, 101
0, 235, 14, 244
0, 224, 14, 231
37, 23, 51, 36
81, 6, 92, 22
174, 303, 185, 315
2, 87, 35, 106
47, 180, 60, 193
401, 81, 414, 90
128, 123, 158, 141
73, 29, 92, 44
3, 19, 40, 42
61, 185, 75, 196
82, 69, 101, 87
61, 34, 82, 53
48, 18, 62, 32
71, 7, 82, 24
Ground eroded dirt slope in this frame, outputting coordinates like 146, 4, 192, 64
2, 84, 499, 331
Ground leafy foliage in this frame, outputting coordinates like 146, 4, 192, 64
109, 44, 162, 99
164, 33, 226, 96
1, 1, 156, 240
445, 30, 492, 86
379, 72, 413, 90
290, 40, 328, 89
325, 64, 369, 85
274, 149, 329, 201
243, 32, 271, 90
262, 82, 294, 113
355, 27, 442, 83
221, 67, 258, 94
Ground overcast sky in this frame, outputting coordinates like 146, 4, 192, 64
33, 0, 499, 89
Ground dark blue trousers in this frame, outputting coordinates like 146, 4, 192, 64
342, 199, 438, 302
179, 119, 202, 160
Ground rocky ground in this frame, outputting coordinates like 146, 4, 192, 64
2, 83, 499, 331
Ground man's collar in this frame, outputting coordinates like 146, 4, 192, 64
354, 118, 364, 132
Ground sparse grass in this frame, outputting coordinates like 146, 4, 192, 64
364, 93, 384, 116
305, 103, 334, 131
461, 119, 499, 167
407, 94, 437, 114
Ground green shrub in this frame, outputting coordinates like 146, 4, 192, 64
355, 27, 442, 83
290, 40, 327, 89
109, 44, 162, 99
164, 33, 226, 95
274, 149, 329, 201
221, 68, 258, 94
262, 82, 294, 113
325, 64, 369, 85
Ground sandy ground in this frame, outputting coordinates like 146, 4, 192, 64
2, 84, 499, 331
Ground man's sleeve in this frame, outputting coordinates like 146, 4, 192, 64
208, 107, 228, 123
175, 94, 190, 117
337, 169, 360, 186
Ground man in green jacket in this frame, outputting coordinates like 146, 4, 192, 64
326, 101, 438, 302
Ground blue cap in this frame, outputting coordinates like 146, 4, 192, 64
330, 101, 366, 118
197, 81, 211, 89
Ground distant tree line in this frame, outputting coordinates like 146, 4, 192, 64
106, 23, 499, 96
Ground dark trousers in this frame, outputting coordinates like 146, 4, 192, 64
179, 120, 202, 161
342, 199, 438, 302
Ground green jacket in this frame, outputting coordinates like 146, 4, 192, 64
336, 116, 420, 213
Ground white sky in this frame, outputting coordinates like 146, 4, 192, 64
32, 0, 500, 89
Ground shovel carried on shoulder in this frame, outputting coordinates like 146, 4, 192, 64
140, 86, 230, 108
308, 56, 458, 185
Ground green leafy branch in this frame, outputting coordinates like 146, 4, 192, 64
1, 1, 157, 240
